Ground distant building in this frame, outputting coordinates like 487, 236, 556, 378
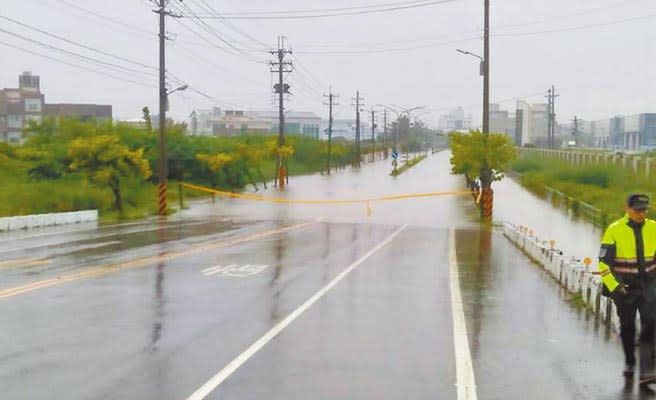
438, 107, 472, 132
319, 118, 368, 141
0, 71, 112, 144
0, 72, 45, 143
591, 119, 610, 149
573, 114, 656, 151
260, 110, 321, 139
189, 107, 224, 135
188, 108, 321, 138
489, 103, 516, 143
515, 101, 549, 147
622, 114, 656, 150
44, 104, 112, 121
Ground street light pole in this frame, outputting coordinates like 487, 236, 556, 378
376, 104, 425, 173
454, 0, 492, 220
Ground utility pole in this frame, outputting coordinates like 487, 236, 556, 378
393, 115, 398, 172
546, 88, 552, 149
383, 109, 388, 153
352, 91, 364, 166
371, 109, 376, 162
571, 116, 580, 148
323, 86, 338, 174
546, 85, 559, 149
479, 0, 492, 220
155, 0, 180, 217
552, 85, 559, 149
483, 0, 490, 136
269, 36, 292, 188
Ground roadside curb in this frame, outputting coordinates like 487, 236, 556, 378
503, 222, 620, 333
0, 210, 98, 232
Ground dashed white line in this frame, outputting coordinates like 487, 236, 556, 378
186, 224, 408, 400
449, 227, 477, 399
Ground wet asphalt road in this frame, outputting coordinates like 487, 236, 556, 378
0, 151, 649, 399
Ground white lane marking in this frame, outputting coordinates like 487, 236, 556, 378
202, 264, 270, 278
449, 227, 477, 399
186, 224, 408, 400
201, 265, 237, 276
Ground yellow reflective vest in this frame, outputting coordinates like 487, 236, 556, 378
598, 215, 656, 293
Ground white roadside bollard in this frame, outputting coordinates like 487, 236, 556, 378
503, 222, 619, 333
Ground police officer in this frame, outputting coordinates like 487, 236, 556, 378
599, 194, 656, 385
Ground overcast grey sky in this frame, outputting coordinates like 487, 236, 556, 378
2, 0, 655, 127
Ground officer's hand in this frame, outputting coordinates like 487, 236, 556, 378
618, 284, 629, 296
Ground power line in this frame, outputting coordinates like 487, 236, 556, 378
281, 2, 653, 53
190, 0, 269, 50
494, 12, 656, 38
184, 0, 456, 20
294, 36, 479, 54
169, 42, 260, 82
0, 14, 157, 71
171, 1, 267, 63
290, 54, 326, 91
0, 28, 156, 79
205, 0, 451, 15
0, 40, 156, 88
168, 15, 253, 63
55, 0, 155, 37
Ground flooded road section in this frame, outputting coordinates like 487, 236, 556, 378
0, 152, 642, 399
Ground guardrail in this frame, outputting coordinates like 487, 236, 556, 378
503, 222, 620, 333
0, 210, 98, 232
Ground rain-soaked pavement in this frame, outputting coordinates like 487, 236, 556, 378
0, 151, 648, 399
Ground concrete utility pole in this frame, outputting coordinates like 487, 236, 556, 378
480, 0, 492, 220
483, 0, 490, 136
269, 36, 293, 188
352, 91, 364, 166
371, 109, 376, 162
323, 87, 338, 174
155, 0, 182, 216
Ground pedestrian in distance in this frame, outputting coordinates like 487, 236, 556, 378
598, 194, 656, 386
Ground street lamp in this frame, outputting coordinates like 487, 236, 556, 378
412, 110, 432, 155
167, 84, 188, 96
375, 104, 425, 172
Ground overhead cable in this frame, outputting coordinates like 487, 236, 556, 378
0, 14, 157, 71
0, 28, 156, 79
183, 0, 456, 20
0, 40, 156, 88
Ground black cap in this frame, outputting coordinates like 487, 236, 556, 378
627, 194, 649, 211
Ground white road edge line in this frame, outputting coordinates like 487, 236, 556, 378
186, 224, 408, 400
449, 227, 477, 399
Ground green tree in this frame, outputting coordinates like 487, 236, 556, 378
235, 143, 269, 190
449, 130, 517, 187
142, 106, 152, 131
68, 135, 152, 212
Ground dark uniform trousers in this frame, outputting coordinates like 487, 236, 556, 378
613, 281, 656, 372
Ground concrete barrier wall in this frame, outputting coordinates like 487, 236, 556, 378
0, 210, 98, 232
503, 222, 621, 332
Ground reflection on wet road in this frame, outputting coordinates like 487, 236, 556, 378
0, 152, 644, 399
